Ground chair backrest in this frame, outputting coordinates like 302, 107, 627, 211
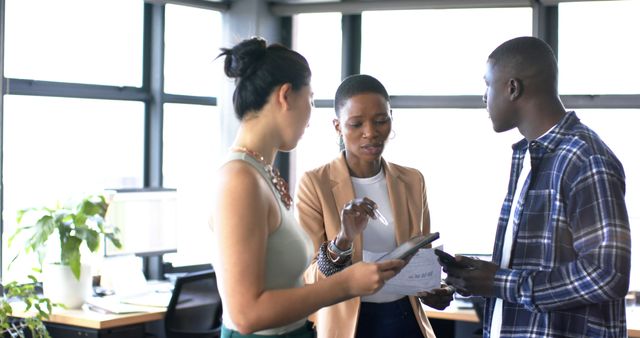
164, 269, 222, 338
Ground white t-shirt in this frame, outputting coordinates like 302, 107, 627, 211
351, 168, 403, 303
490, 149, 531, 337
490, 127, 555, 337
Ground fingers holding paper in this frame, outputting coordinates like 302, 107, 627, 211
343, 259, 407, 296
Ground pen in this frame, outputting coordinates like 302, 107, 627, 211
374, 208, 389, 226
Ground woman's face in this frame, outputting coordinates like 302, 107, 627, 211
334, 92, 392, 163
282, 84, 314, 151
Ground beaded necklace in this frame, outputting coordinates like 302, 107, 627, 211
231, 147, 293, 210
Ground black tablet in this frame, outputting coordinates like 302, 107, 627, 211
376, 232, 440, 262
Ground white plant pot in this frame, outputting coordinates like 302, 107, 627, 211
42, 263, 92, 309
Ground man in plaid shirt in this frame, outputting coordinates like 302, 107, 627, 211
443, 36, 631, 337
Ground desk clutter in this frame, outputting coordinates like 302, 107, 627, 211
85, 280, 174, 314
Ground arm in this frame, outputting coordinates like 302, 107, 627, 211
494, 155, 631, 312
296, 172, 376, 278
212, 162, 404, 334
295, 172, 330, 282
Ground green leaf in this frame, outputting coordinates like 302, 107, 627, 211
25, 215, 55, 254
105, 233, 123, 249
8, 226, 25, 246
61, 236, 82, 279
74, 213, 88, 227
80, 200, 98, 216
77, 228, 100, 252
27, 275, 38, 284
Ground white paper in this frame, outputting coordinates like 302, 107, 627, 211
363, 248, 441, 296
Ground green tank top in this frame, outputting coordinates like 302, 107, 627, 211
221, 152, 313, 335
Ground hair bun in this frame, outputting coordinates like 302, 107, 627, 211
221, 37, 268, 78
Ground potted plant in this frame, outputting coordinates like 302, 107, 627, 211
10, 194, 122, 308
0, 275, 57, 338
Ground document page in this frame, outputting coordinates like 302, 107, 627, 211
364, 248, 441, 295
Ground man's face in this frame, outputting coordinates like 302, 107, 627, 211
483, 59, 517, 133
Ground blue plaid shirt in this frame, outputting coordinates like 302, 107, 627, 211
485, 111, 631, 338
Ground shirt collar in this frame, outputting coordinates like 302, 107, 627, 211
512, 111, 578, 153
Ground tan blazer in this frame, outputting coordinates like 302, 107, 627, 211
295, 154, 436, 338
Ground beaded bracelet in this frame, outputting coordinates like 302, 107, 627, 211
318, 241, 351, 276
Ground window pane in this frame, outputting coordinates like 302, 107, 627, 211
4, 0, 143, 86
163, 104, 222, 266
558, 1, 640, 94
2, 96, 144, 280
164, 5, 224, 96
569, 109, 640, 290
291, 108, 339, 189
293, 13, 342, 99
361, 8, 532, 95
383, 109, 518, 255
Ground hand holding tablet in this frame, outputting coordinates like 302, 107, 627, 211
434, 248, 473, 269
376, 232, 440, 262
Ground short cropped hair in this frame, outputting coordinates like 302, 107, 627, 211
334, 74, 390, 117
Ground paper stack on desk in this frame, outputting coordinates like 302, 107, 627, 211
119, 290, 172, 308
84, 296, 157, 314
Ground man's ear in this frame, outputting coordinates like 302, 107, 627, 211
276, 83, 293, 110
508, 78, 523, 101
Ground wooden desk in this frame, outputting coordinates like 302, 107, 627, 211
426, 306, 479, 323
43, 307, 165, 330
14, 306, 166, 337
425, 305, 640, 337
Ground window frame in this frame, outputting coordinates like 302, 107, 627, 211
0, 0, 226, 280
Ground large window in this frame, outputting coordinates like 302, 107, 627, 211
4, 0, 143, 86
164, 5, 224, 97
292, 107, 339, 185
293, 13, 342, 100
558, 1, 640, 94
161, 5, 224, 266
162, 104, 222, 266
360, 8, 532, 95
1, 1, 224, 280
2, 96, 145, 281
383, 108, 520, 255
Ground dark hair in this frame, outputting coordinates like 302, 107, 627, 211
334, 74, 390, 117
488, 36, 558, 88
218, 37, 311, 120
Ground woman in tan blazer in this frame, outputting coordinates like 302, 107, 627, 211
296, 74, 454, 338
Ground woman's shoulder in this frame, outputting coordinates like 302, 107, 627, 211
217, 159, 268, 192
385, 160, 424, 179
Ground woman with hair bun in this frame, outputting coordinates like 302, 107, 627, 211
209, 37, 407, 338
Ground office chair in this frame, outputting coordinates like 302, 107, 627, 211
164, 270, 222, 338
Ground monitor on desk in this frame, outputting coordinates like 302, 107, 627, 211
104, 188, 178, 279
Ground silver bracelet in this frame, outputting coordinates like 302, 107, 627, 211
328, 238, 353, 256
